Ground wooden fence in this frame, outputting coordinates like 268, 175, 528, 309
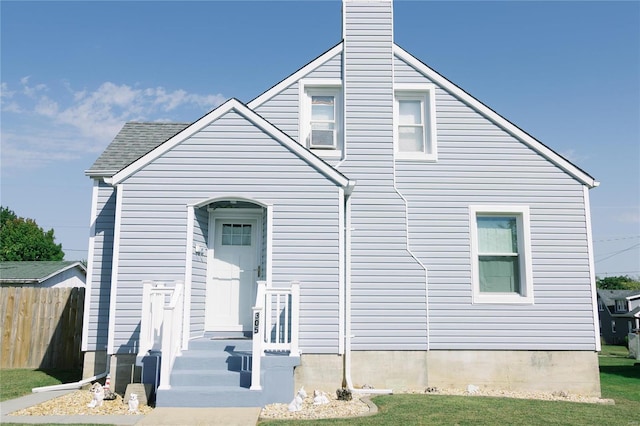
0, 286, 85, 369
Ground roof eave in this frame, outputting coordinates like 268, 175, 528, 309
393, 44, 598, 189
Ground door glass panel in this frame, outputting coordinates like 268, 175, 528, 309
222, 224, 252, 246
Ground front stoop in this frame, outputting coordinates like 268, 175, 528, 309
155, 336, 300, 407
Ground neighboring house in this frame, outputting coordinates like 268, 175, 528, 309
82, 0, 602, 406
0, 261, 86, 288
597, 289, 640, 345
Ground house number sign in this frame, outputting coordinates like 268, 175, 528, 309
253, 312, 260, 334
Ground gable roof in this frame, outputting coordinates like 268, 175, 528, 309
597, 289, 640, 306
106, 98, 354, 190
0, 261, 86, 284
392, 45, 598, 189
247, 40, 597, 188
86, 122, 190, 177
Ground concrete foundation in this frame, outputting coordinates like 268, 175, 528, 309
427, 350, 601, 397
293, 354, 344, 391
294, 350, 601, 397
82, 350, 108, 379
83, 352, 142, 395
109, 354, 142, 395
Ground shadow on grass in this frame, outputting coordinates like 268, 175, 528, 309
35, 369, 82, 385
599, 364, 640, 380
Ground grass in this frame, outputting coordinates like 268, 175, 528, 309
259, 345, 640, 425
0, 368, 81, 402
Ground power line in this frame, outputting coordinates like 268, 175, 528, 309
595, 243, 640, 263
593, 235, 640, 243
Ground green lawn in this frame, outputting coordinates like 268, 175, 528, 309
0, 368, 81, 402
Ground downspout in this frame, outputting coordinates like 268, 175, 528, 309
32, 352, 110, 393
342, 185, 392, 395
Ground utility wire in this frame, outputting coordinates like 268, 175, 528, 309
595, 243, 640, 263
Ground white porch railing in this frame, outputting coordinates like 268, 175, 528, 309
137, 280, 184, 390
251, 280, 300, 390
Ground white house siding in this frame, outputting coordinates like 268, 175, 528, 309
112, 110, 342, 354
252, 51, 343, 144
41, 268, 85, 288
190, 206, 209, 338
394, 56, 597, 350
340, 1, 428, 351
86, 181, 116, 350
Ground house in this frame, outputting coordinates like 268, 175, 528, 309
597, 289, 640, 345
0, 261, 86, 288
82, 0, 602, 406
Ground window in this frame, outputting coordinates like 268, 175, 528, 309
598, 299, 604, 311
470, 205, 533, 304
394, 84, 437, 161
615, 300, 626, 312
611, 321, 616, 333
300, 79, 342, 156
309, 95, 336, 148
221, 224, 252, 246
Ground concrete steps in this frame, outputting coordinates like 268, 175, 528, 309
155, 334, 301, 408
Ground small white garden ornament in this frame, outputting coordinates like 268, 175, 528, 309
87, 382, 105, 408
287, 387, 307, 412
128, 393, 140, 413
313, 390, 330, 405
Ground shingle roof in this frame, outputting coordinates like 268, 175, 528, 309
0, 261, 86, 283
597, 289, 640, 306
86, 122, 190, 177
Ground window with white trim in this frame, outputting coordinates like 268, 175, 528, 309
615, 299, 625, 312
611, 321, 616, 333
470, 205, 533, 304
299, 80, 342, 157
394, 84, 437, 161
598, 299, 604, 311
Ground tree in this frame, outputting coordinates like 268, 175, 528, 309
0, 206, 64, 261
596, 275, 640, 290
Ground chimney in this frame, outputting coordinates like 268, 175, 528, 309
341, 0, 394, 179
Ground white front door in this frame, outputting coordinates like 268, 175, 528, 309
205, 219, 258, 331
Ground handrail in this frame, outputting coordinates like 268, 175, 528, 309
137, 280, 184, 390
250, 281, 267, 390
250, 281, 300, 390
158, 281, 184, 390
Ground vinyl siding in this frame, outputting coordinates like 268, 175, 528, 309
190, 206, 209, 338
394, 54, 597, 350
340, 1, 428, 351
112, 110, 342, 354
253, 52, 343, 143
85, 180, 116, 349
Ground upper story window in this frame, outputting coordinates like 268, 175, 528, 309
394, 83, 437, 161
615, 299, 626, 312
299, 79, 342, 158
310, 95, 336, 149
470, 205, 533, 304
598, 299, 604, 311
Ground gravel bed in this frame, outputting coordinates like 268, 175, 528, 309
260, 391, 371, 420
405, 387, 613, 404
9, 389, 153, 416
9, 386, 612, 420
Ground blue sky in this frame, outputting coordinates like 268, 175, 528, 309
1, 1, 638, 277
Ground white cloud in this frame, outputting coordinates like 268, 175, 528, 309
616, 210, 640, 224
0, 78, 226, 170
